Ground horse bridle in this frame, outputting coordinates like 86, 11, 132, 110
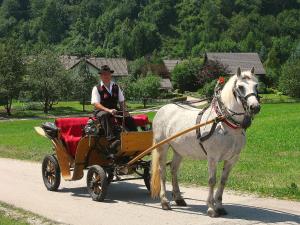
231, 79, 260, 115
213, 79, 260, 129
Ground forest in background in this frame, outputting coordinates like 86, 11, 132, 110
0, 0, 300, 89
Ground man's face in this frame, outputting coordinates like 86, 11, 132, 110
100, 71, 112, 84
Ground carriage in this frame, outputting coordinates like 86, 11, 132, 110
35, 113, 153, 201
35, 70, 260, 217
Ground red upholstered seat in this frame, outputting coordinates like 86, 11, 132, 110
132, 114, 150, 127
55, 117, 89, 157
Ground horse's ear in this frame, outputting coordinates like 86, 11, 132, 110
237, 67, 241, 78
251, 67, 255, 75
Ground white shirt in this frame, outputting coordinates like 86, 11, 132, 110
91, 81, 125, 105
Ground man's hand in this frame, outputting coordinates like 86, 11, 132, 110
109, 109, 117, 115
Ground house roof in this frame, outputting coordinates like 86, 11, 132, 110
59, 55, 81, 70
205, 53, 266, 75
163, 59, 182, 73
87, 57, 128, 76
60, 56, 129, 76
160, 78, 173, 90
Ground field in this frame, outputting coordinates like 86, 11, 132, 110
0, 103, 299, 200
0, 201, 56, 225
0, 100, 163, 118
0, 212, 29, 225
176, 103, 300, 200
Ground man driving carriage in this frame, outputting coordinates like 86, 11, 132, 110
91, 65, 137, 155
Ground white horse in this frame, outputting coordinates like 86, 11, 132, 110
151, 67, 260, 217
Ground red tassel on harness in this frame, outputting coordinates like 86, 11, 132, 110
218, 76, 225, 85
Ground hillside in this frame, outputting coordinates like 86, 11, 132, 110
0, 0, 299, 66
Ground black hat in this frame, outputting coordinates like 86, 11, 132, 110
99, 65, 114, 74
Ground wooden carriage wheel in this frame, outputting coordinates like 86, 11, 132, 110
86, 165, 108, 201
42, 155, 61, 191
143, 166, 151, 191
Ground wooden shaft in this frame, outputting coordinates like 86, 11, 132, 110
127, 116, 224, 166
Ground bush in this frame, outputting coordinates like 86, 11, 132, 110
172, 58, 203, 93
198, 59, 230, 87
159, 92, 181, 99
265, 68, 280, 87
120, 74, 161, 107
170, 96, 187, 102
279, 58, 300, 98
198, 80, 217, 98
258, 80, 267, 94
265, 87, 277, 94
128, 57, 147, 79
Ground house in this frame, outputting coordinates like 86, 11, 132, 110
60, 56, 129, 81
159, 78, 173, 91
205, 53, 266, 76
163, 59, 182, 74
87, 57, 129, 78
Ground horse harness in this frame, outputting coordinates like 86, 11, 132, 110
196, 79, 260, 156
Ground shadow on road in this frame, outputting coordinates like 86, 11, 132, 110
225, 203, 300, 224
59, 181, 300, 224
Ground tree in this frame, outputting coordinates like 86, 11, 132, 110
26, 50, 70, 113
279, 57, 300, 98
200, 0, 227, 43
139, 0, 176, 34
172, 58, 203, 93
1, 0, 30, 20
120, 74, 161, 108
40, 1, 68, 43
130, 22, 161, 59
127, 57, 148, 79
0, 40, 25, 115
71, 58, 97, 111
199, 58, 230, 87
135, 74, 161, 108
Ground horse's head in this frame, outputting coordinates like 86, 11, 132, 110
234, 67, 260, 115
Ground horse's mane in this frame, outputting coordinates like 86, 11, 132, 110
221, 75, 237, 107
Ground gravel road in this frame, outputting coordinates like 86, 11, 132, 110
0, 158, 299, 225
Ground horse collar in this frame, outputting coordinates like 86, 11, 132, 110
212, 97, 242, 129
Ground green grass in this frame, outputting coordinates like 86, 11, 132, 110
174, 103, 300, 200
0, 119, 51, 161
0, 101, 163, 118
0, 212, 30, 225
0, 201, 57, 225
0, 112, 156, 162
0, 103, 299, 200
260, 94, 299, 103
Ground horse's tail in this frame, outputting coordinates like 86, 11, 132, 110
151, 146, 161, 199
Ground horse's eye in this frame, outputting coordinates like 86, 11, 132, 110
238, 85, 245, 95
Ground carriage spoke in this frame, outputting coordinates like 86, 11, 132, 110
48, 176, 52, 184
42, 155, 61, 191
90, 172, 102, 193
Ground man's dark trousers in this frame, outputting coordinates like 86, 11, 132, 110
94, 111, 137, 141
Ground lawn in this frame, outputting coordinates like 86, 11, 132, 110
0, 201, 56, 225
0, 212, 30, 225
260, 93, 299, 103
175, 103, 300, 200
0, 103, 299, 200
0, 100, 163, 118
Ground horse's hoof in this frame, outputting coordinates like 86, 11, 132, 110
207, 208, 219, 218
175, 199, 187, 206
161, 202, 172, 210
216, 208, 228, 215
